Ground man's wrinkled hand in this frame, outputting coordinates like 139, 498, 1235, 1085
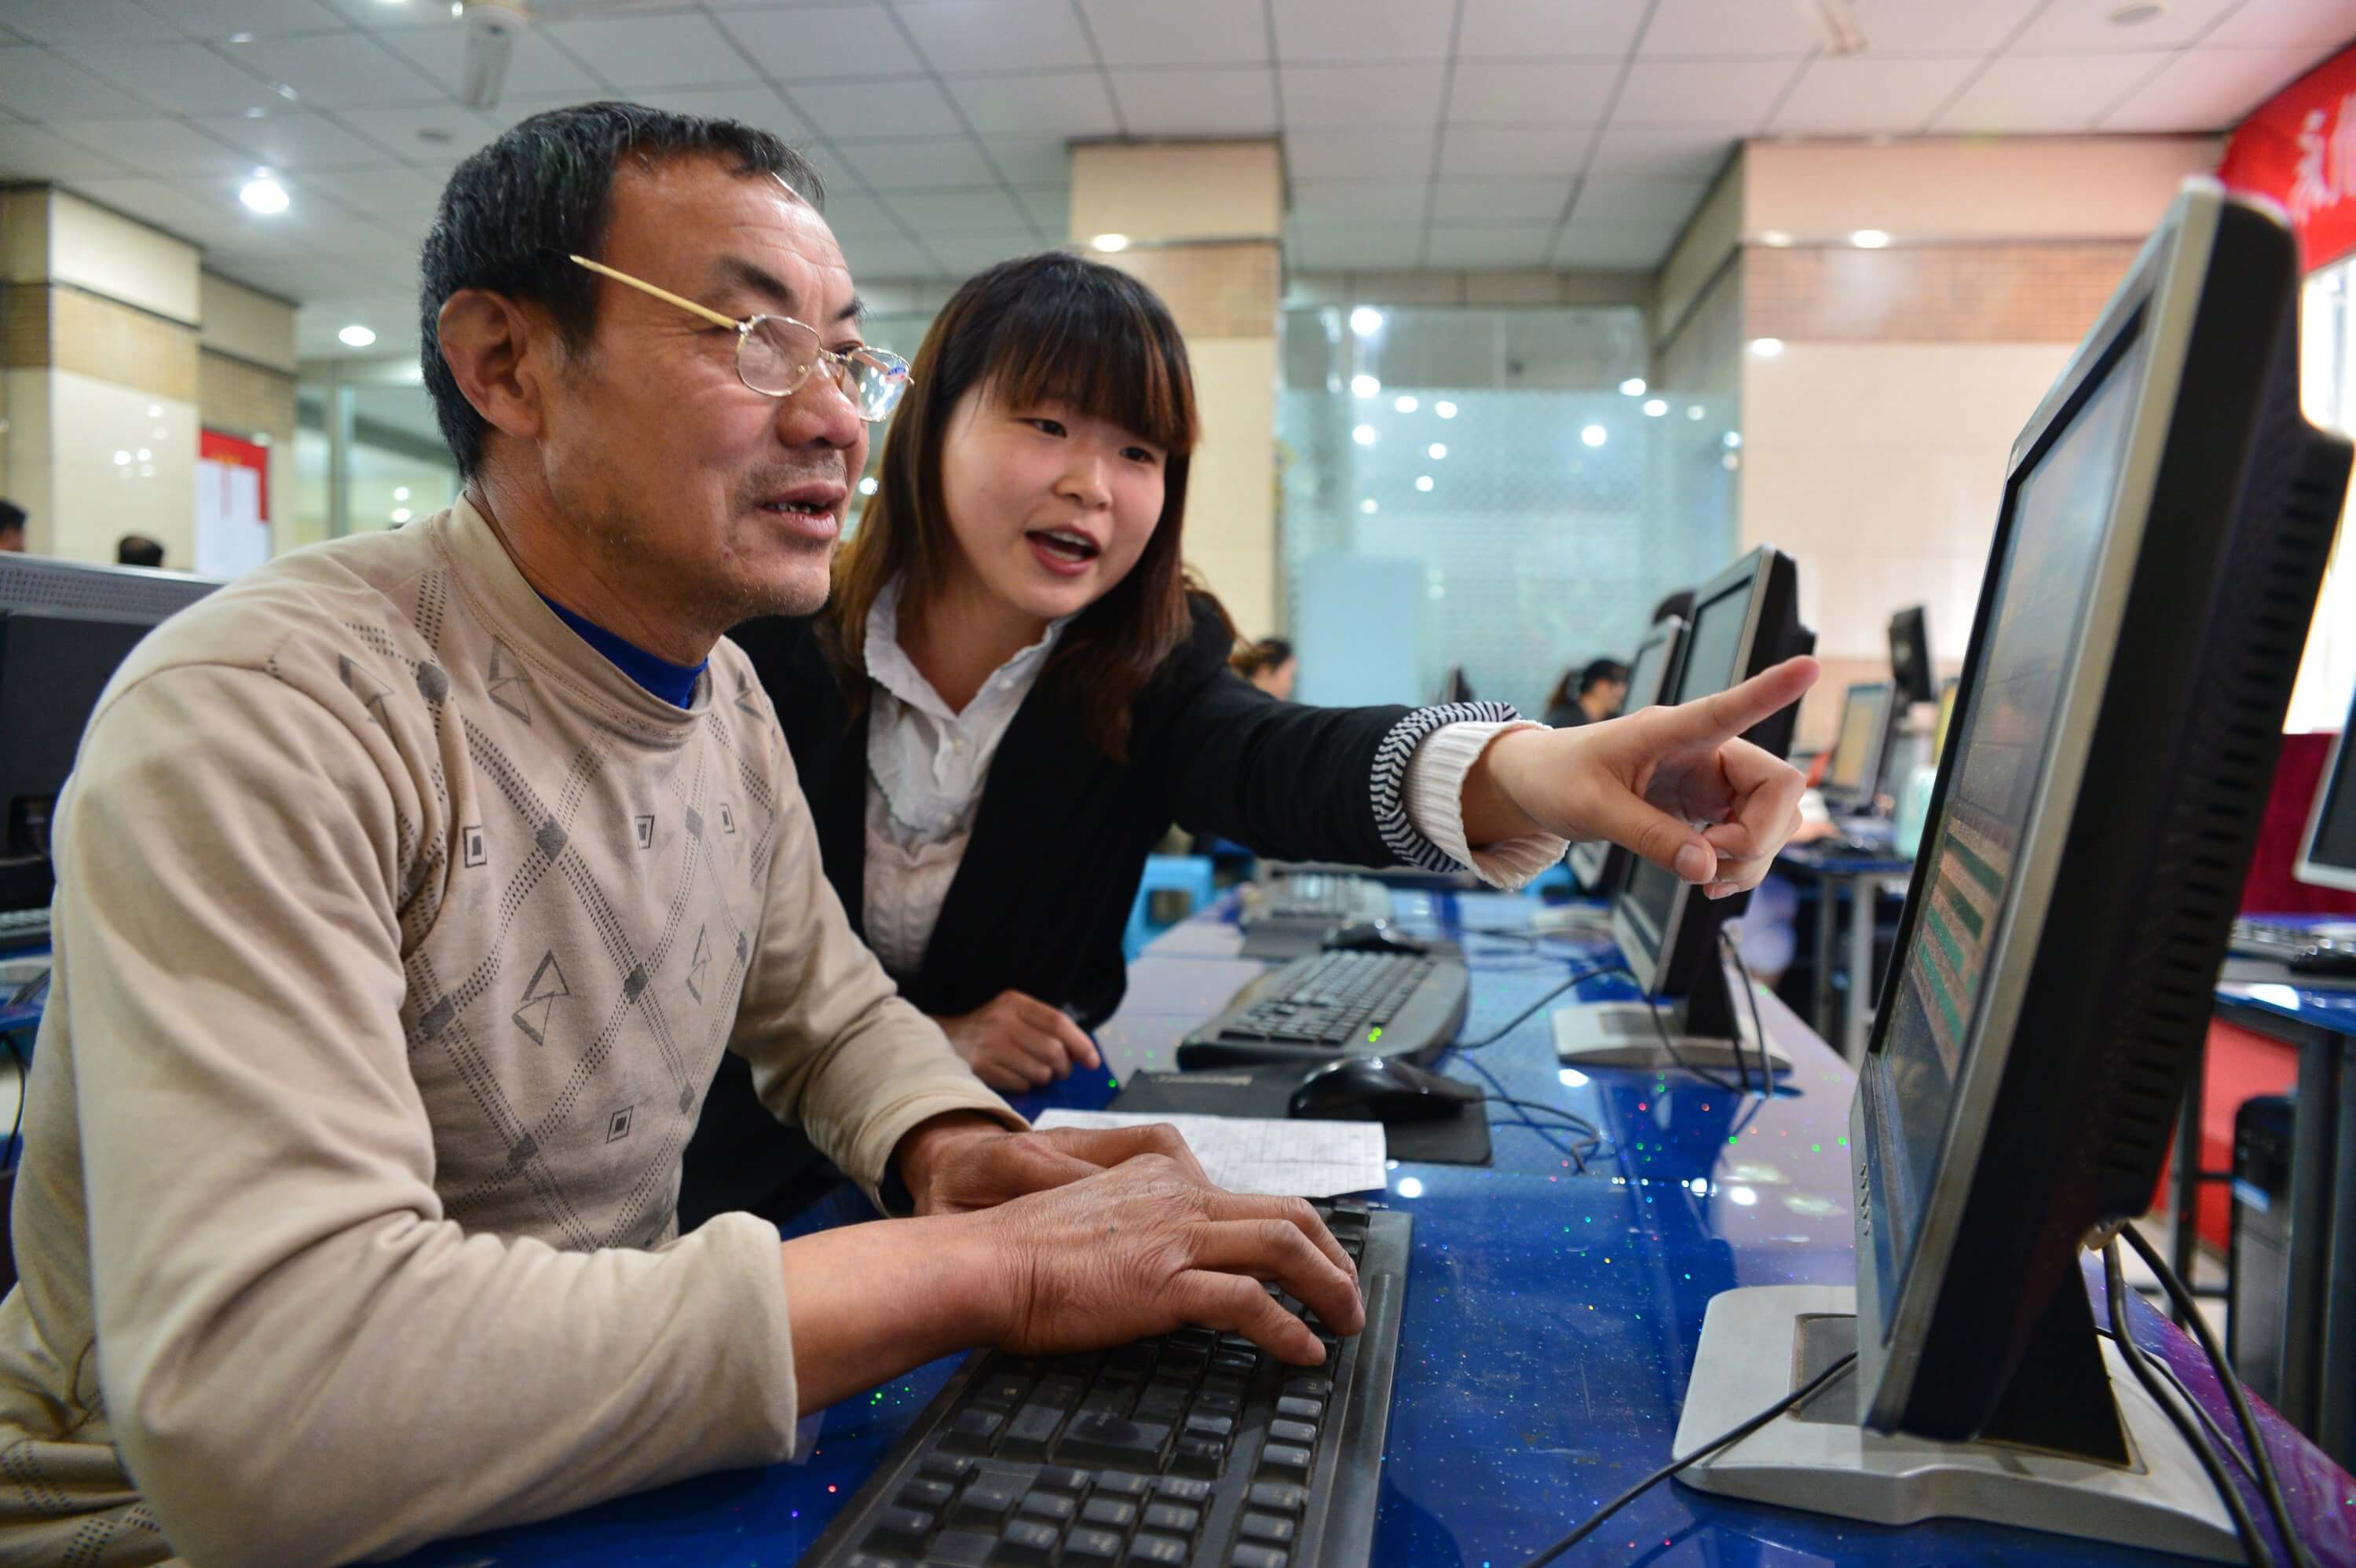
897, 1113, 1213, 1217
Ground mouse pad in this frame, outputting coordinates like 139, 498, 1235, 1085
1107, 1065, 1492, 1166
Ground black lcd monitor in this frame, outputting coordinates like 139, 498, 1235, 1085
1887, 605, 1932, 706
1567, 613, 1686, 895
1821, 681, 1897, 815
2297, 682, 2356, 892
0, 554, 218, 911
1671, 184, 2351, 1559
1436, 665, 1474, 704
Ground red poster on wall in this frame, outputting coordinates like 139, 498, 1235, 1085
2219, 42, 2356, 274
197, 429, 271, 579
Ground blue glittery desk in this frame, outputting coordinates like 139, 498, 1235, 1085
397, 890, 2356, 1567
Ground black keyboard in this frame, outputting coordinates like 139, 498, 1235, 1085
2230, 918, 2356, 974
1178, 951, 1469, 1069
1238, 876, 1393, 959
804, 1202, 1409, 1568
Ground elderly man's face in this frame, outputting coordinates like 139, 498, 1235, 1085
537, 156, 869, 623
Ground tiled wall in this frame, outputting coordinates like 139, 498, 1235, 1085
1747, 243, 2142, 345
1108, 243, 1282, 342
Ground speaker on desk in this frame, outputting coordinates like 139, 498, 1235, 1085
2228, 1094, 2294, 1405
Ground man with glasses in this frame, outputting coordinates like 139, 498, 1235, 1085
0, 102, 1359, 1566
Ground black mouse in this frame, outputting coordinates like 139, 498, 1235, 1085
1288, 1055, 1480, 1122
2289, 943, 2356, 979
1324, 922, 1429, 956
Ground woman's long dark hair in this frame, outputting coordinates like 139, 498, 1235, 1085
830, 252, 1220, 761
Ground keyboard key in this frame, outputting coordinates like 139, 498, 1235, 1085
1268, 1419, 1318, 1446
1096, 1471, 1154, 1498
921, 1453, 975, 1484
1059, 1413, 1170, 1467
926, 1531, 996, 1566
1228, 1545, 1289, 1568
1063, 1527, 1124, 1564
1001, 1403, 1066, 1459
896, 1478, 954, 1511
1019, 1490, 1077, 1525
1155, 1476, 1213, 1504
1238, 1511, 1296, 1544
1173, 1436, 1226, 1478
1143, 1502, 1200, 1535
1275, 1396, 1323, 1421
1033, 1376, 1086, 1409
1260, 1444, 1312, 1479
998, 1519, 1060, 1563
1081, 1497, 1137, 1530
1038, 1465, 1092, 1493
1077, 1387, 1133, 1417
864, 1507, 932, 1550
1194, 1388, 1242, 1416
1211, 1349, 1257, 1376
942, 1409, 1004, 1454
1134, 1384, 1190, 1421
1184, 1413, 1235, 1441
951, 1482, 1019, 1528
1282, 1376, 1332, 1398
1125, 1533, 1189, 1566
971, 1376, 1031, 1409
1248, 1481, 1307, 1515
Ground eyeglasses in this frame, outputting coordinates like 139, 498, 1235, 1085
568, 254, 910, 422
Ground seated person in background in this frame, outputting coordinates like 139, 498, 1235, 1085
114, 534, 164, 568
0, 102, 1363, 1568
1231, 634, 1297, 698
1543, 656, 1630, 728
0, 500, 25, 553
697, 252, 1815, 1214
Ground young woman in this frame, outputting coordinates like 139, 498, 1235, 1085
679, 254, 1813, 1226
1231, 637, 1297, 699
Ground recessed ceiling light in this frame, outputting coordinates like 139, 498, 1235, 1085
274, 82, 298, 101
1394, 394, 1417, 413
239, 177, 289, 214
1851, 228, 1891, 249
2109, 0, 2164, 24
1349, 305, 1384, 337
1723, 430, 1743, 449
1750, 337, 1785, 358
417, 127, 453, 146
1352, 424, 1377, 446
1359, 498, 1378, 514
1643, 398, 1667, 417
1686, 404, 1704, 420
1414, 475, 1434, 492
1090, 232, 1129, 253
1434, 400, 1456, 418
390, 507, 412, 524
1351, 373, 1381, 397
225, 31, 254, 42
1428, 442, 1447, 459
1581, 425, 1607, 448
338, 323, 377, 348
393, 486, 411, 501
1619, 377, 1646, 397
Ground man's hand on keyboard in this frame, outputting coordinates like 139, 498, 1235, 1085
1462, 656, 1818, 899
977, 1160, 1364, 1365
899, 1114, 1213, 1217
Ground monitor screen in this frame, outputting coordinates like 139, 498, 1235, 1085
1624, 623, 1677, 714
2303, 710, 2356, 886
1622, 579, 1755, 951
1875, 324, 2152, 1271
1931, 678, 1959, 766
1826, 684, 1890, 795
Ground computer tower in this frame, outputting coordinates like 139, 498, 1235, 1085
2227, 1094, 2295, 1406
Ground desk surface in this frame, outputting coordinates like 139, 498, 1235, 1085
399, 890, 2354, 1568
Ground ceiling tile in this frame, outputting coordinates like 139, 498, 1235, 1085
0, 122, 130, 179
2010, 0, 2244, 53
1272, 0, 1456, 63
311, 0, 459, 29
1081, 0, 1269, 67
1571, 174, 1711, 225
1446, 60, 1619, 124
978, 134, 1070, 182
1012, 182, 1067, 232
836, 135, 997, 189
3, 1, 181, 45
792, 75, 965, 137
1423, 223, 1557, 268
1584, 124, 1733, 177
1614, 59, 1802, 128
1640, 0, 1821, 57
538, 11, 760, 90
0, 46, 164, 119
1427, 177, 1571, 222
60, 174, 231, 233
945, 70, 1120, 135
1291, 177, 1431, 223
72, 42, 283, 115
898, 0, 1096, 75
923, 228, 1048, 272
192, 111, 402, 170
1280, 63, 1444, 127
836, 229, 941, 278
2100, 42, 2347, 132
46, 117, 256, 177
335, 104, 504, 166
225, 33, 447, 109
1110, 66, 1277, 135
1848, 0, 2043, 53
1552, 222, 1677, 269
1285, 221, 1425, 270
1930, 51, 2170, 133
328, 163, 452, 223
1768, 54, 1982, 135
2206, 0, 2356, 46
1435, 123, 1593, 177
887, 186, 1032, 232
379, 24, 607, 101
1282, 126, 1437, 179
1458, 0, 1646, 60
715, 5, 926, 79
163, 0, 350, 40
631, 84, 811, 138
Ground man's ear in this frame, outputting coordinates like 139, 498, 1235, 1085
437, 289, 554, 448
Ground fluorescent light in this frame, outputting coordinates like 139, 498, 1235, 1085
1643, 398, 1667, 417
1581, 424, 1606, 448
1349, 305, 1384, 337
1723, 430, 1743, 449
1359, 498, 1377, 514
858, 476, 879, 496
1850, 228, 1890, 249
1415, 475, 1434, 492
338, 323, 377, 348
1352, 424, 1377, 446
1759, 229, 1794, 247
136, 448, 151, 462
1090, 232, 1129, 253
1434, 400, 1457, 418
1750, 337, 1784, 358
1618, 377, 1646, 397
390, 507, 412, 524
1686, 404, 1705, 420
1350, 373, 1381, 398
1723, 452, 1740, 471
393, 486, 410, 501
1394, 394, 1418, 413
239, 177, 289, 214
112, 451, 130, 465
1427, 442, 1447, 459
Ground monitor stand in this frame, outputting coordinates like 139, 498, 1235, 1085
1551, 959, 1792, 1074
1673, 1284, 2241, 1561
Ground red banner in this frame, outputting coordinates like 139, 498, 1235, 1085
199, 428, 269, 521
2220, 43, 2356, 273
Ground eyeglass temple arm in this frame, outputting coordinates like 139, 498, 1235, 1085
569, 254, 740, 331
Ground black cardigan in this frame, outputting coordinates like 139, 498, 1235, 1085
677, 596, 1504, 1224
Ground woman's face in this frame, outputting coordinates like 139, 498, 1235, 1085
936, 383, 1169, 625
1252, 658, 1297, 700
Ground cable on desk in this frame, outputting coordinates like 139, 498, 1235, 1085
2102, 1238, 2272, 1568
1482, 1096, 1608, 1172
2119, 1222, 2310, 1568
1440, 1049, 1604, 1173
1636, 981, 1754, 1097
1448, 963, 1621, 1053
1516, 1351, 1859, 1568
1718, 926, 1775, 1090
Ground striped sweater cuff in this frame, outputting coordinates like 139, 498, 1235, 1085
1372, 702, 1557, 878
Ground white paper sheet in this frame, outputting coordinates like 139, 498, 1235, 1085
1033, 1110, 1386, 1198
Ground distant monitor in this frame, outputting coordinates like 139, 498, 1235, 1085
1930, 676, 1959, 766
1568, 613, 1687, 895
2297, 687, 2356, 891
1436, 666, 1474, 704
1887, 605, 1932, 706
0, 554, 218, 911
1672, 184, 2351, 1558
1822, 681, 1897, 814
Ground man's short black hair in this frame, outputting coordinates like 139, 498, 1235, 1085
418, 100, 825, 477
116, 534, 164, 568
1579, 658, 1630, 694
0, 499, 25, 536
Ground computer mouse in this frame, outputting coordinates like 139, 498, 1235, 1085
2288, 943, 2356, 980
1324, 922, 1430, 956
1287, 1055, 1480, 1122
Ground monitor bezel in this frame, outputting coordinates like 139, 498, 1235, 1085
1886, 605, 1933, 707
2294, 700, 2356, 891
1823, 679, 1897, 810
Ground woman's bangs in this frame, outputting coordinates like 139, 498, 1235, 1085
981, 281, 1197, 455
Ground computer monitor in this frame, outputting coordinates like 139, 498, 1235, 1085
1887, 605, 1932, 706
1930, 676, 1959, 766
1556, 546, 1814, 1070
2296, 686, 2356, 892
1673, 184, 2351, 1557
1821, 681, 1897, 814
1567, 613, 1686, 894
1436, 665, 1474, 704
0, 554, 218, 911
